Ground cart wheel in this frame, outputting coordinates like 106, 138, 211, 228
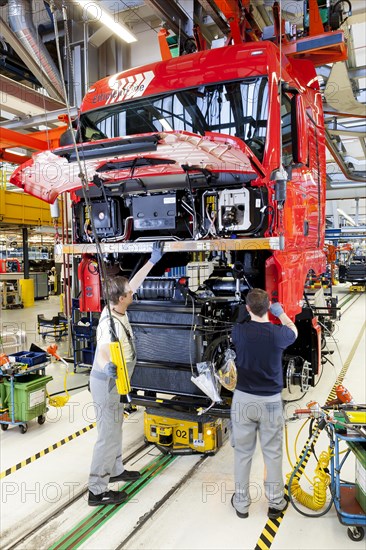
1, 423, 8, 431
38, 415, 46, 425
347, 527, 364, 541
19, 424, 28, 434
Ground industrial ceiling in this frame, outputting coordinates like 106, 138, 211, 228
0, 0, 365, 229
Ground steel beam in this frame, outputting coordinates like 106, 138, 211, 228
323, 106, 366, 119
0, 107, 78, 129
0, 74, 65, 115
348, 66, 366, 80
326, 188, 366, 199
325, 129, 366, 183
325, 122, 366, 137
196, 0, 229, 34
0, 151, 31, 164
62, 237, 281, 256
0, 128, 49, 151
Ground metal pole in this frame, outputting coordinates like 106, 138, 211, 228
355, 198, 359, 226
83, 20, 89, 95
22, 227, 29, 278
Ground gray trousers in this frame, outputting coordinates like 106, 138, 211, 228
231, 390, 286, 514
88, 363, 134, 495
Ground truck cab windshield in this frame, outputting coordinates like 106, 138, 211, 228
79, 76, 269, 162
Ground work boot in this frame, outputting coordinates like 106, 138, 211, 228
88, 490, 127, 506
109, 470, 141, 482
268, 500, 289, 519
231, 494, 249, 519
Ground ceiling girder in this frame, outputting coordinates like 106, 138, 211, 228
195, 0, 230, 34
0, 74, 65, 116
326, 122, 366, 136
0, 107, 78, 130
326, 187, 366, 199
144, 0, 192, 41
325, 129, 366, 183
0, 128, 49, 151
348, 66, 366, 80
0, 151, 31, 164
323, 107, 366, 119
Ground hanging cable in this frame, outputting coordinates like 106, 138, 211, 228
50, 1, 120, 347
274, 0, 288, 250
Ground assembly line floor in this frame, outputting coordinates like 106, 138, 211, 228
0, 288, 365, 550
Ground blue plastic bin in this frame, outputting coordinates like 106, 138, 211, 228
9, 351, 47, 366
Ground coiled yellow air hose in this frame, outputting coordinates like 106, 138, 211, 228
286, 447, 332, 510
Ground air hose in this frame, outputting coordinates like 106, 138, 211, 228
286, 448, 332, 511
48, 371, 70, 408
46, 344, 70, 407
287, 422, 334, 517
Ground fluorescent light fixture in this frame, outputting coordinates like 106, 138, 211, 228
337, 208, 356, 227
76, 1, 137, 44
4, 148, 27, 156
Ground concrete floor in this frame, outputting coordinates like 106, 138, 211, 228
0, 288, 365, 550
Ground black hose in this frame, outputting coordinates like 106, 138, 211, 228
49, 383, 89, 397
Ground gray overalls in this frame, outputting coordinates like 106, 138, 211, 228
88, 310, 136, 495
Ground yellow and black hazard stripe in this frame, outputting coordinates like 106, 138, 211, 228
254, 320, 365, 550
326, 320, 365, 404
255, 516, 284, 549
0, 423, 95, 479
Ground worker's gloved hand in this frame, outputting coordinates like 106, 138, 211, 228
105, 361, 118, 379
150, 241, 164, 265
269, 302, 284, 317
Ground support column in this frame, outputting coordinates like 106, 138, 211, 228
20, 226, 34, 307
355, 197, 359, 226
22, 227, 29, 278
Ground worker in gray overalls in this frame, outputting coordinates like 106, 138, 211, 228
88, 243, 164, 506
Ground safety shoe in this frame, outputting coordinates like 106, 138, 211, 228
268, 500, 289, 519
88, 490, 127, 506
231, 494, 249, 519
109, 470, 141, 482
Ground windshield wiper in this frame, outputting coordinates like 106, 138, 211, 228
54, 135, 159, 162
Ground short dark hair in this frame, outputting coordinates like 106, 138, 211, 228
246, 288, 270, 317
106, 276, 129, 304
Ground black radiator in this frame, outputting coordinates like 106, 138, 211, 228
129, 301, 204, 396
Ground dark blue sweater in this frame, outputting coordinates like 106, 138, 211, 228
232, 320, 297, 396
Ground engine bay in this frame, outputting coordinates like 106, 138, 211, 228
72, 181, 268, 243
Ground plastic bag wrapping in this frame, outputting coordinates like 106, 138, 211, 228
191, 361, 222, 415
216, 349, 237, 392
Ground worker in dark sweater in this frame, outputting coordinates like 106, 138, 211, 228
230, 288, 297, 519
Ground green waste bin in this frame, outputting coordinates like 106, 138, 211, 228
0, 380, 7, 409
4, 374, 53, 422
349, 441, 366, 514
